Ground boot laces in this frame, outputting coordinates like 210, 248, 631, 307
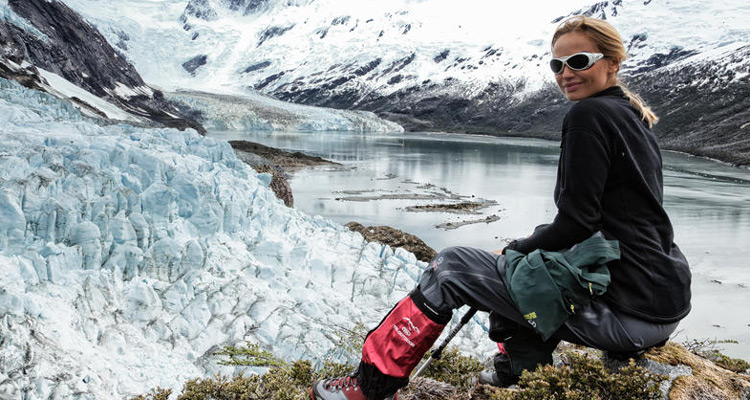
324, 375, 360, 392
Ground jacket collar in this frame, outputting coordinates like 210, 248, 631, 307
592, 85, 626, 99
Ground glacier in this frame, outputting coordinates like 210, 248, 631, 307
0, 0, 404, 135
165, 89, 404, 132
0, 77, 488, 399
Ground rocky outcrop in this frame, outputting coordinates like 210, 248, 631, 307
228, 140, 341, 207
182, 55, 208, 75
228, 140, 340, 172
249, 164, 294, 207
402, 342, 750, 400
346, 222, 437, 263
0, 0, 204, 132
640, 342, 750, 400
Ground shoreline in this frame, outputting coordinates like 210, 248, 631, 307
417, 129, 750, 168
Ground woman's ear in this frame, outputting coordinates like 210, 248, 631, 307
607, 58, 620, 74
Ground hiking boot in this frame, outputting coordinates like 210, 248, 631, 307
477, 351, 520, 388
310, 374, 397, 400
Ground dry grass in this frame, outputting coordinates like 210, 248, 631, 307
646, 342, 750, 400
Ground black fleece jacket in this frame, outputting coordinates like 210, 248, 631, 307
506, 86, 691, 323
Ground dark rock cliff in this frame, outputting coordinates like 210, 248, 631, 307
0, 0, 204, 133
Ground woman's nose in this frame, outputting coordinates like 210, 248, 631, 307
560, 65, 576, 78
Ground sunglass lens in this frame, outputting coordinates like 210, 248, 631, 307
566, 54, 590, 70
550, 59, 563, 74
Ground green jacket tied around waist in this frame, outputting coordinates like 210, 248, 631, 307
503, 233, 620, 341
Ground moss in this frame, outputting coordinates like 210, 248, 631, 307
133, 341, 750, 400
474, 351, 666, 400
708, 351, 750, 374
151, 360, 353, 400
212, 342, 285, 367
646, 342, 750, 400
416, 346, 485, 390
130, 387, 172, 400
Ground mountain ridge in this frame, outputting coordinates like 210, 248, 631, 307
139, 0, 749, 164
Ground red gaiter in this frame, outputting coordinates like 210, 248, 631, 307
361, 296, 446, 378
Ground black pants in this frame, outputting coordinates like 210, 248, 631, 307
417, 246, 574, 374
419, 247, 678, 369
358, 246, 678, 398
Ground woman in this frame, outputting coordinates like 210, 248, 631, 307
310, 16, 691, 400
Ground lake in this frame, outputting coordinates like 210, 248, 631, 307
209, 130, 750, 361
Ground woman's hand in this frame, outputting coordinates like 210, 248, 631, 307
492, 239, 520, 256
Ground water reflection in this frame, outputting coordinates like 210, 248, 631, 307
209, 130, 750, 360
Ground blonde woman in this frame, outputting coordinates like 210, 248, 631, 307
310, 16, 691, 400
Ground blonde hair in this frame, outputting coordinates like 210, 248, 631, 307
552, 16, 658, 127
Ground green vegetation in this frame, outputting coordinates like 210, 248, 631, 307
419, 347, 485, 390
131, 347, 664, 400
132, 335, 750, 400
479, 351, 666, 400
130, 359, 351, 400
213, 342, 286, 367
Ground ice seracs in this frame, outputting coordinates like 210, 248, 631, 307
0, 77, 489, 399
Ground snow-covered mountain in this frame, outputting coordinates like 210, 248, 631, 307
0, 0, 206, 132
59, 0, 750, 163
0, 0, 402, 134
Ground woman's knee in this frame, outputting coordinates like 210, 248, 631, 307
433, 246, 472, 266
432, 246, 494, 272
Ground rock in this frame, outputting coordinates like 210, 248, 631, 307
553, 342, 750, 400
228, 140, 341, 207
251, 164, 293, 208
346, 222, 437, 263
229, 140, 339, 172
403, 341, 750, 400
182, 55, 208, 75
643, 342, 750, 400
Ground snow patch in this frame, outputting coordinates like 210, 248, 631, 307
112, 81, 154, 99
35, 67, 142, 122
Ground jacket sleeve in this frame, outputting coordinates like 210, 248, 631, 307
507, 104, 611, 253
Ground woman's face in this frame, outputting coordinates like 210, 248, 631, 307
552, 32, 619, 101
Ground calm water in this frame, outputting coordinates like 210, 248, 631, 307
209, 130, 750, 360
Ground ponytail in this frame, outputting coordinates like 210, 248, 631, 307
619, 81, 659, 127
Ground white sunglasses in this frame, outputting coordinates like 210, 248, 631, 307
549, 52, 604, 74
